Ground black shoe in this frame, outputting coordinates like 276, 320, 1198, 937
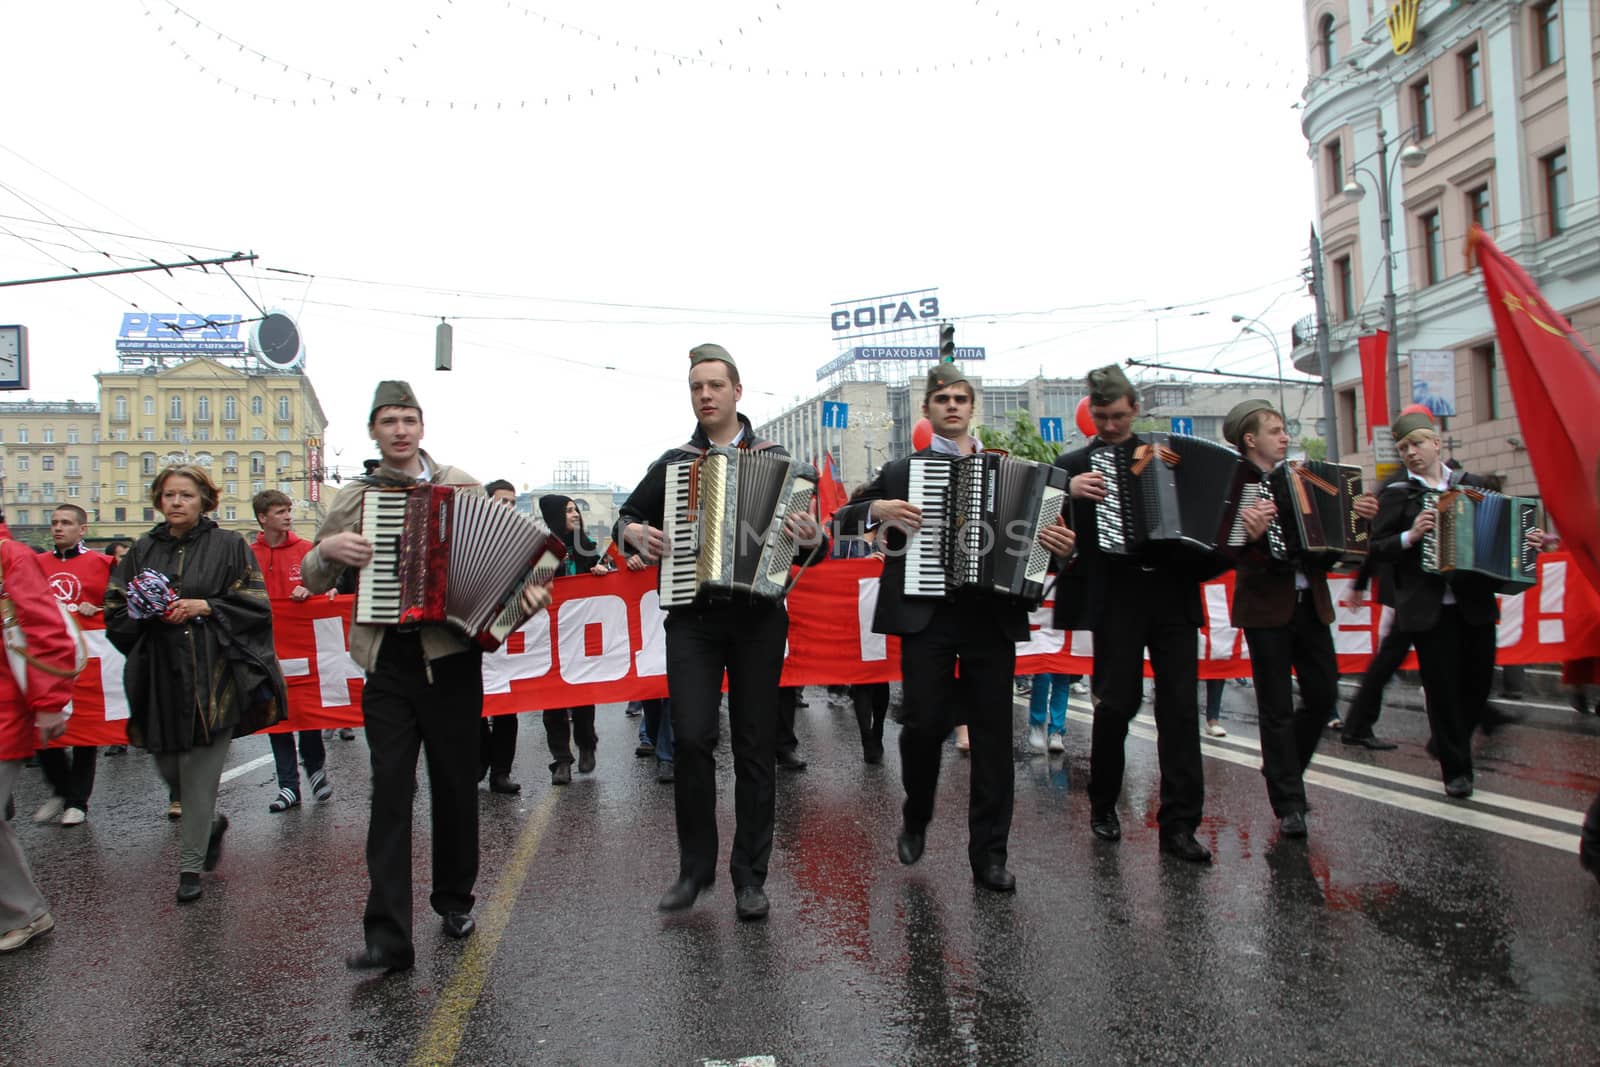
1481, 705, 1524, 735
1159, 831, 1212, 863
863, 741, 884, 765
635, 741, 656, 758
175, 872, 202, 904
339, 727, 357, 741
442, 912, 475, 939
345, 944, 415, 972
489, 773, 521, 795
1341, 733, 1399, 751
656, 760, 675, 783
973, 864, 1017, 893
551, 762, 572, 786
735, 886, 770, 921
775, 749, 807, 771
202, 814, 229, 872
1090, 809, 1122, 842
1279, 811, 1308, 838
1444, 776, 1474, 799
896, 825, 926, 866
658, 876, 709, 912
106, 744, 127, 756
577, 748, 596, 774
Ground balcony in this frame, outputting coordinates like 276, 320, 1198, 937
1290, 314, 1322, 376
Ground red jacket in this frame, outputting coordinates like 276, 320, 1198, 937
39, 545, 114, 612
0, 539, 79, 760
251, 530, 313, 600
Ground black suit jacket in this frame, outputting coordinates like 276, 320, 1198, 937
832, 449, 1030, 641
1369, 470, 1500, 631
1049, 436, 1229, 632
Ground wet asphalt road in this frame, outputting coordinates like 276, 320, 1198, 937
2, 682, 1599, 1067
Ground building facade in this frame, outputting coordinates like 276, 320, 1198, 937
1299, 0, 1599, 496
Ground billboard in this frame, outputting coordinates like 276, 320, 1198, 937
116, 312, 245, 355
829, 288, 940, 342
815, 345, 987, 381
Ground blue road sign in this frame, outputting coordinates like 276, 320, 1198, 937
821, 400, 849, 429
1170, 416, 1194, 436
1039, 417, 1064, 443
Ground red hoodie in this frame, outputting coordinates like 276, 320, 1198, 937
0, 539, 78, 760
251, 530, 313, 600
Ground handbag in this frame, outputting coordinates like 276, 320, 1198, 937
0, 546, 89, 695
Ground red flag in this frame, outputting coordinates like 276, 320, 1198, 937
816, 453, 849, 525
1357, 330, 1390, 441
1469, 225, 1600, 595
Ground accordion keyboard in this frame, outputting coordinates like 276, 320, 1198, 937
355, 490, 412, 624
1090, 447, 1126, 552
658, 460, 699, 609
906, 459, 951, 598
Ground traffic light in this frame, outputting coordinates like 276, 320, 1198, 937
938, 323, 956, 363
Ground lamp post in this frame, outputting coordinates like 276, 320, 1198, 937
1230, 314, 1287, 420
1341, 119, 1427, 421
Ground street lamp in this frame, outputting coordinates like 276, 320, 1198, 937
1230, 314, 1287, 420
1341, 121, 1428, 421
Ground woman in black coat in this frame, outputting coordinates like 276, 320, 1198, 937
104, 465, 286, 902
536, 495, 610, 785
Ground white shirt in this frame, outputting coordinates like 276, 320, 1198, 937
1399, 466, 1456, 604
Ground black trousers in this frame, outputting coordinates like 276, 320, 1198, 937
360, 634, 483, 953
899, 603, 1016, 873
1412, 605, 1496, 782
1087, 598, 1205, 833
852, 683, 890, 750
37, 745, 97, 811
665, 601, 787, 890
542, 707, 596, 767
775, 686, 802, 755
1244, 596, 1337, 816
479, 713, 519, 778
1343, 623, 1413, 737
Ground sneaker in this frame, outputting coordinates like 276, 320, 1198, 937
268, 788, 300, 813
166, 800, 183, 820
32, 797, 64, 824
1204, 720, 1228, 738
1070, 681, 1089, 695
1047, 732, 1066, 753
1326, 715, 1344, 731
1026, 725, 1047, 752
954, 725, 971, 753
60, 807, 86, 827
635, 740, 656, 758
0, 911, 54, 952
322, 729, 337, 740
105, 744, 128, 756
308, 768, 333, 803
338, 728, 356, 741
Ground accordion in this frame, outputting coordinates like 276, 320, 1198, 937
658, 447, 818, 608
354, 485, 567, 650
1224, 461, 1369, 567
1420, 487, 1539, 594
903, 453, 1069, 603
1090, 432, 1241, 560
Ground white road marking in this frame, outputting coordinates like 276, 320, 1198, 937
219, 753, 274, 785
703, 1059, 777, 1067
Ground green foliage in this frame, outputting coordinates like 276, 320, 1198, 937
977, 412, 1060, 462
1299, 436, 1327, 462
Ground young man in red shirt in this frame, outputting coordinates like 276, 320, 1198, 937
34, 504, 113, 827
251, 490, 332, 813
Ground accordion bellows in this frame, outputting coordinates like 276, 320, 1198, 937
1421, 488, 1539, 593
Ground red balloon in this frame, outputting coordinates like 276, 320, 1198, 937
1074, 396, 1096, 438
1398, 403, 1435, 423
912, 417, 934, 451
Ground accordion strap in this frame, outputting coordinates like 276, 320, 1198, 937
1130, 443, 1180, 476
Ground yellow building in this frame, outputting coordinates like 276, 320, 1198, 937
0, 357, 328, 546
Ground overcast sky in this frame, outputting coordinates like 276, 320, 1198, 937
1, 0, 1319, 491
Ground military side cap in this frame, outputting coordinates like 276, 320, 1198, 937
1086, 364, 1133, 402
689, 343, 737, 372
1222, 399, 1276, 446
1391, 411, 1435, 442
925, 362, 970, 397
370, 380, 420, 420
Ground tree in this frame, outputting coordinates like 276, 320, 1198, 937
977, 412, 1061, 462
1299, 436, 1327, 462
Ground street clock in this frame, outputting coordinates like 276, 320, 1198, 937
0, 325, 30, 390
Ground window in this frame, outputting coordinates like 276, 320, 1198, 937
65, 457, 78, 476
141, 453, 157, 476
114, 395, 128, 419
252, 428, 266, 441
1420, 209, 1444, 284
66, 427, 78, 444
225, 481, 238, 496
112, 430, 127, 441
14, 483, 26, 500
41, 483, 54, 500
1471, 343, 1499, 420
1460, 44, 1483, 110
41, 428, 54, 444
40, 455, 53, 471
277, 395, 291, 421
14, 456, 26, 472
223, 452, 238, 472
224, 428, 237, 441
1317, 13, 1337, 72
92, 457, 100, 471
113, 452, 128, 469
223, 395, 238, 421
66, 485, 79, 499
115, 482, 128, 498
251, 396, 263, 416
143, 396, 155, 416
15, 428, 25, 443
277, 428, 291, 442
1325, 138, 1344, 196
197, 396, 210, 421
276, 451, 292, 472
250, 453, 266, 476
1543, 149, 1570, 236
1467, 184, 1491, 230
140, 429, 155, 441
1337, 388, 1359, 457
251, 481, 264, 495
14, 511, 26, 526
193, 428, 209, 441
1534, 1, 1561, 69
114, 507, 126, 522
144, 509, 156, 523
1411, 77, 1433, 138
92, 429, 101, 443
224, 507, 237, 521
278, 482, 294, 497
168, 395, 182, 421
1334, 254, 1354, 319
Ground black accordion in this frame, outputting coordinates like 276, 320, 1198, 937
1089, 432, 1241, 560
1225, 461, 1369, 567
658, 447, 818, 608
1421, 487, 1539, 594
903, 452, 1069, 604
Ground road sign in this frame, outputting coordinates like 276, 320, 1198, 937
821, 400, 849, 429
1039, 417, 1064, 443
1169, 416, 1194, 436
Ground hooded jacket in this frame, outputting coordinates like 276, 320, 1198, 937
0, 539, 79, 761
251, 529, 312, 600
538, 494, 600, 576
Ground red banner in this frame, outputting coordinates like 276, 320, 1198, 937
52, 554, 1600, 746
1357, 329, 1389, 441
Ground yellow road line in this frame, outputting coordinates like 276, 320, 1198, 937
409, 790, 557, 1067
